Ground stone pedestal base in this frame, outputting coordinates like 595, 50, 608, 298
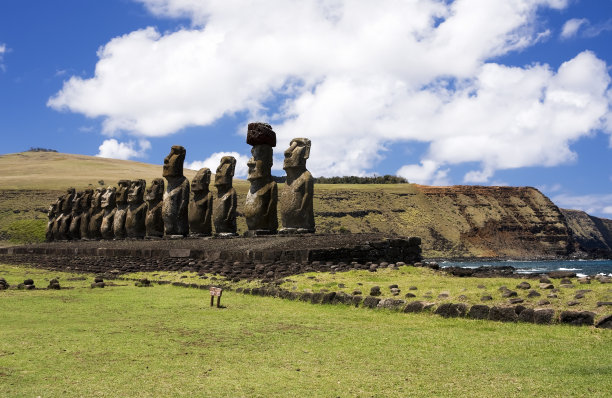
243, 229, 277, 238
279, 228, 315, 235
164, 235, 185, 240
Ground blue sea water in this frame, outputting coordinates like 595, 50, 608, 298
440, 259, 612, 277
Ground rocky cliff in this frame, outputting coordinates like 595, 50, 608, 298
561, 209, 612, 258
314, 184, 573, 258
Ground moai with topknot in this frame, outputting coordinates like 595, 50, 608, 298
113, 180, 131, 239
126, 179, 147, 238
280, 138, 315, 233
162, 146, 190, 237
188, 168, 213, 236
100, 186, 117, 240
87, 187, 106, 240
145, 178, 164, 238
244, 122, 278, 235
213, 156, 238, 236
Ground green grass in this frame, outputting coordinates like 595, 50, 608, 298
1, 264, 611, 397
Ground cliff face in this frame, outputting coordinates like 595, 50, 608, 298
314, 185, 573, 258
561, 209, 612, 258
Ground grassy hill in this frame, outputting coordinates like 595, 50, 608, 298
0, 151, 609, 258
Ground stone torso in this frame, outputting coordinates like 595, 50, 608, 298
189, 191, 213, 235
244, 181, 278, 232
145, 200, 164, 237
213, 188, 237, 234
280, 170, 314, 232
162, 176, 190, 236
100, 208, 116, 239
126, 203, 147, 238
113, 205, 128, 239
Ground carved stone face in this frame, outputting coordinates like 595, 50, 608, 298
101, 187, 116, 209
128, 180, 146, 204
163, 146, 186, 178
80, 190, 93, 212
115, 180, 131, 204
71, 192, 82, 212
191, 168, 211, 192
283, 138, 311, 170
61, 188, 75, 213
92, 188, 105, 209
215, 156, 236, 186
145, 178, 164, 202
247, 145, 273, 181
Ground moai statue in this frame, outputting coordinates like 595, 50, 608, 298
100, 186, 117, 240
188, 168, 213, 236
213, 156, 238, 236
46, 199, 60, 241
57, 188, 76, 240
145, 178, 164, 238
68, 191, 84, 239
51, 196, 64, 240
280, 138, 315, 233
162, 146, 190, 237
79, 189, 94, 239
244, 122, 278, 235
113, 180, 131, 239
87, 187, 106, 240
126, 179, 147, 239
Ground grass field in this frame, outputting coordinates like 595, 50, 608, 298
1, 264, 611, 397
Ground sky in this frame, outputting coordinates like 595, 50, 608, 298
0, 0, 611, 217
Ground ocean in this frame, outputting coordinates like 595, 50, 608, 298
440, 259, 612, 277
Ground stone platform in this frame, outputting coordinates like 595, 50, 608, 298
0, 233, 421, 280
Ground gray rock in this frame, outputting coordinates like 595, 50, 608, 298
488, 306, 518, 322
518, 308, 535, 323
527, 290, 541, 298
369, 286, 381, 296
540, 283, 554, 289
468, 305, 490, 319
537, 300, 551, 306
516, 281, 531, 290
481, 295, 493, 301
595, 314, 612, 329
363, 296, 381, 308
403, 301, 425, 313
435, 303, 468, 318
501, 290, 518, 298
377, 298, 405, 310
559, 311, 595, 326
404, 292, 416, 298
534, 309, 555, 324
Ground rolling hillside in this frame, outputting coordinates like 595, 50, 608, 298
0, 151, 610, 258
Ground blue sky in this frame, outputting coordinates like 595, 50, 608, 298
0, 0, 611, 217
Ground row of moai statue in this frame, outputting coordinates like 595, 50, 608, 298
46, 122, 314, 241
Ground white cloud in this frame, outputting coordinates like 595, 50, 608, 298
0, 43, 6, 71
185, 151, 250, 178
96, 139, 151, 160
560, 18, 588, 39
553, 193, 612, 217
48, 0, 611, 183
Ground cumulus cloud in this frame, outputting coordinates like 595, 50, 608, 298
0, 43, 6, 71
48, 0, 611, 183
96, 139, 151, 160
185, 151, 250, 178
560, 18, 588, 39
553, 193, 612, 217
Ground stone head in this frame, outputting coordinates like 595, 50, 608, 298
92, 187, 106, 209
191, 168, 211, 193
247, 145, 273, 181
128, 179, 146, 205
145, 178, 164, 203
101, 186, 116, 209
61, 188, 76, 213
283, 138, 311, 170
71, 192, 83, 213
215, 156, 236, 186
163, 145, 186, 178
115, 180, 131, 204
80, 189, 93, 212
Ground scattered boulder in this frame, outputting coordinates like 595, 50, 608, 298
408, 286, 418, 291
468, 305, 490, 320
488, 306, 518, 322
135, 278, 152, 287
594, 275, 611, 283
435, 303, 468, 318
94, 276, 104, 283
438, 291, 450, 299
518, 308, 535, 323
595, 314, 612, 329
560, 278, 572, 285
369, 286, 381, 296
527, 290, 541, 298
547, 294, 558, 299
47, 279, 61, 290
548, 271, 576, 279
477, 284, 486, 289
596, 301, 612, 307
389, 284, 399, 289
567, 301, 580, 306
91, 282, 105, 288
481, 295, 493, 302
501, 290, 518, 298
337, 283, 345, 288
363, 296, 381, 309
404, 292, 416, 298
0, 277, 9, 290
390, 288, 401, 296
537, 300, 551, 306
23, 279, 34, 286
577, 277, 590, 284
508, 298, 524, 304
539, 283, 554, 290
516, 281, 531, 290
539, 276, 552, 284
534, 309, 555, 324
574, 293, 585, 300
559, 311, 595, 326
352, 290, 362, 296
377, 298, 405, 310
